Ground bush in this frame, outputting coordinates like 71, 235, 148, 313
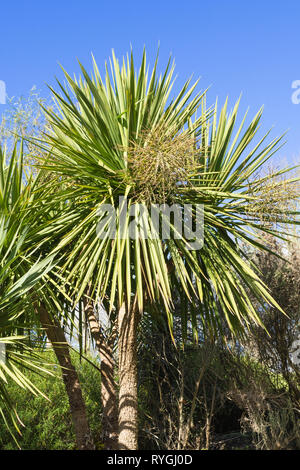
0, 350, 102, 450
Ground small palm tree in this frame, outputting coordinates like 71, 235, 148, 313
0, 142, 57, 440
0, 142, 94, 449
38, 50, 298, 449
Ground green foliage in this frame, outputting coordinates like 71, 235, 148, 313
0, 351, 102, 450
0, 140, 59, 436
38, 49, 300, 341
0, 49, 299, 450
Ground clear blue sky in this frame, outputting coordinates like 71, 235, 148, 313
1, 0, 300, 165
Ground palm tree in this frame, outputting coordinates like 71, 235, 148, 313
0, 142, 94, 449
0, 142, 57, 441
38, 49, 298, 449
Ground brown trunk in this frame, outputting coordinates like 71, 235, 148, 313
83, 294, 118, 449
37, 303, 94, 450
118, 300, 139, 450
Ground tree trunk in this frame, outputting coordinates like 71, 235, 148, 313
37, 303, 94, 450
118, 300, 139, 450
83, 294, 119, 449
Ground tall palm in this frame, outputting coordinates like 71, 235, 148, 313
38, 49, 299, 449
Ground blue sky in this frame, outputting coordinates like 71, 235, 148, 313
1, 0, 300, 166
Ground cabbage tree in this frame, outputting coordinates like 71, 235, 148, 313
39, 50, 299, 449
